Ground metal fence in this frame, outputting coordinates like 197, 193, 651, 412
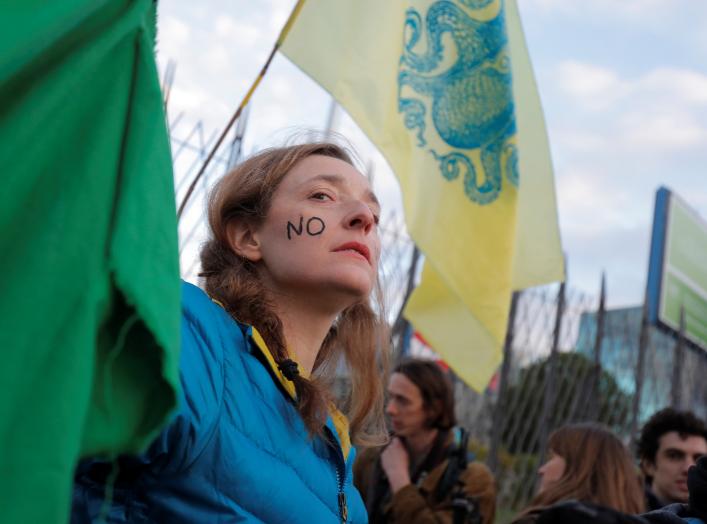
170, 115, 707, 524
171, 111, 247, 283
441, 281, 707, 521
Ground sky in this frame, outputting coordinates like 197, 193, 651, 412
156, 0, 707, 309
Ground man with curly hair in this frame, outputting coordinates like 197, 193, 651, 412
638, 408, 707, 510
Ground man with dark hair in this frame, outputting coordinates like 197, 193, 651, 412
354, 359, 496, 523
641, 454, 707, 523
638, 408, 707, 510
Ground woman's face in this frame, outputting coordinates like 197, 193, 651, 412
250, 154, 381, 309
538, 450, 566, 493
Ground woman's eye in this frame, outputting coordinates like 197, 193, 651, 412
310, 192, 332, 201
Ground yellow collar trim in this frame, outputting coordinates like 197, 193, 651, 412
250, 326, 299, 400
328, 404, 352, 460
249, 326, 351, 459
208, 296, 352, 460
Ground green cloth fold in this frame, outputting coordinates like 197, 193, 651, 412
0, 1, 181, 522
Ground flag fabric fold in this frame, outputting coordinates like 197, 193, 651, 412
282, 0, 563, 389
1, 1, 180, 522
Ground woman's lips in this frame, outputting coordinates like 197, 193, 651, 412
333, 241, 371, 265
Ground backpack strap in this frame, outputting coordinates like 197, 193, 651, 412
436, 427, 469, 498
435, 427, 482, 524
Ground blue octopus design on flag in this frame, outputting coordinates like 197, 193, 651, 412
398, 0, 518, 205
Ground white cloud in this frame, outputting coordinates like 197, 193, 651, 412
555, 130, 608, 154
558, 61, 620, 96
168, 85, 208, 112
555, 61, 626, 110
638, 67, 707, 105
266, 1, 295, 34
214, 15, 261, 47
159, 15, 191, 47
618, 110, 707, 151
556, 63, 707, 113
202, 43, 233, 73
269, 77, 294, 100
520, 0, 701, 27
553, 61, 707, 155
556, 171, 633, 235
254, 105, 292, 135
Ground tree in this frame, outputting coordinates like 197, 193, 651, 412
498, 352, 632, 454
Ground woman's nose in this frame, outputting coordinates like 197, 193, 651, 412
346, 201, 375, 233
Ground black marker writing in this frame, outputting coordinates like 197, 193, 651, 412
286, 216, 326, 239
306, 217, 325, 236
287, 216, 303, 240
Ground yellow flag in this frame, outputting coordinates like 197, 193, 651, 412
281, 0, 563, 390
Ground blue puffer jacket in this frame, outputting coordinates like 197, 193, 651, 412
73, 281, 367, 523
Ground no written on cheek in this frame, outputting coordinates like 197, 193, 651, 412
286, 215, 326, 240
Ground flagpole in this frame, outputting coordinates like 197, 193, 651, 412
177, 0, 307, 220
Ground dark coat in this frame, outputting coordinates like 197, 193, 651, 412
353, 430, 496, 524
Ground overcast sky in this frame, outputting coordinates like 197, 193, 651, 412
157, 0, 707, 309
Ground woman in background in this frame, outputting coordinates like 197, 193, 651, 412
511, 423, 645, 524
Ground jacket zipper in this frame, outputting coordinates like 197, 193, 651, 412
325, 426, 348, 523
335, 467, 348, 523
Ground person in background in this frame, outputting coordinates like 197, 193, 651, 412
511, 423, 645, 524
354, 358, 496, 524
642, 454, 707, 524
72, 141, 389, 523
638, 408, 707, 511
530, 455, 707, 524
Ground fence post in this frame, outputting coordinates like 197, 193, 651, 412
671, 305, 686, 409
538, 281, 566, 465
630, 298, 650, 448
488, 291, 521, 475
391, 245, 421, 362
589, 273, 607, 421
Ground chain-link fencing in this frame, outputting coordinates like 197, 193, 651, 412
442, 283, 707, 522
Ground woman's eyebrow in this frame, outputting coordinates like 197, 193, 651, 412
305, 173, 381, 208
306, 173, 345, 188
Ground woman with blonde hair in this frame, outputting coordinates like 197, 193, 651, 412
73, 141, 388, 523
511, 423, 645, 524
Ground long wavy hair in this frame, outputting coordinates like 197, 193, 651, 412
199, 141, 388, 446
519, 423, 645, 516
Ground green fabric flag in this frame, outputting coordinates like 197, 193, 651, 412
0, 1, 181, 522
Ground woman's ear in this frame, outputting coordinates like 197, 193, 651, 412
226, 220, 262, 262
